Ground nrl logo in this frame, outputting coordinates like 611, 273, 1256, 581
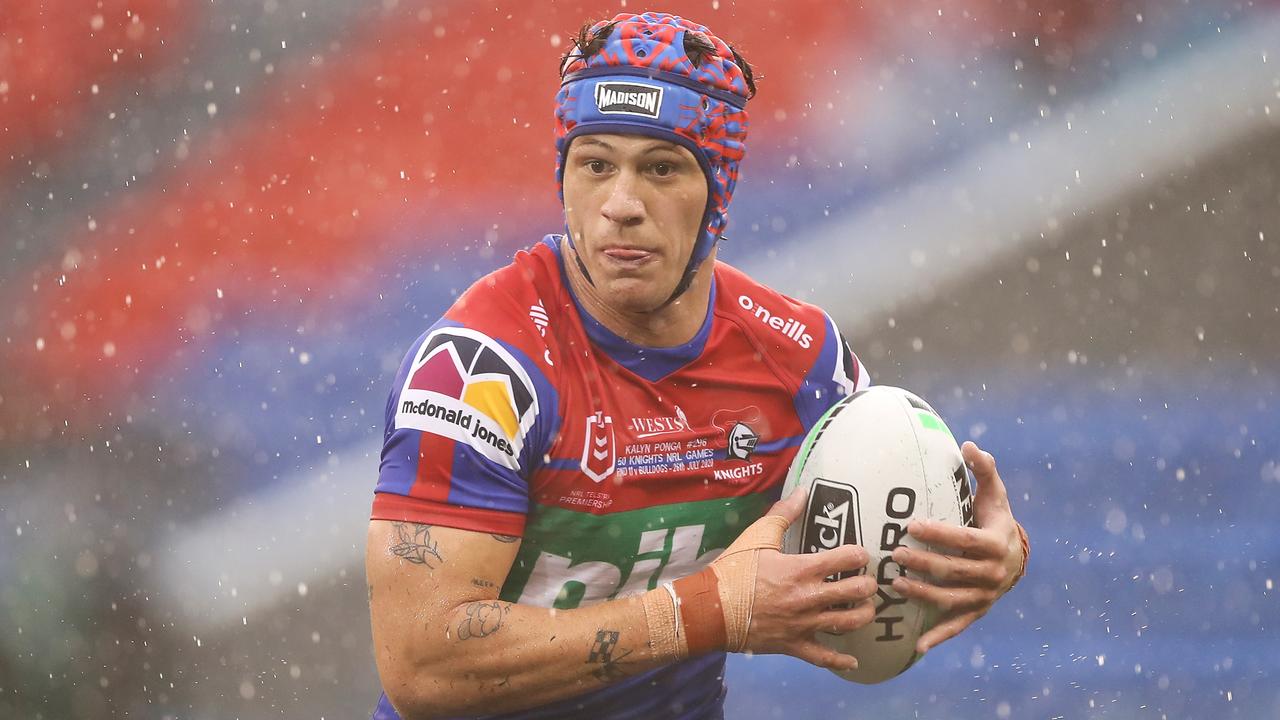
581, 411, 616, 483
595, 82, 663, 119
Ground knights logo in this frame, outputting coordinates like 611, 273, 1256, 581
581, 411, 616, 483
726, 422, 759, 461
713, 406, 764, 463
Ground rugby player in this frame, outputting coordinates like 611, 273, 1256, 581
366, 12, 1029, 719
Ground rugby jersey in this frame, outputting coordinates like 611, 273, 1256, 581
371, 235, 868, 720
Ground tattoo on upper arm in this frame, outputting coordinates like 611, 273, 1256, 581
458, 601, 511, 640
490, 533, 519, 543
389, 522, 443, 568
587, 629, 634, 683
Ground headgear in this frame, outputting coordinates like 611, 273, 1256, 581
555, 12, 752, 302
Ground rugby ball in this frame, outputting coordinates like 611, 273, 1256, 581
781, 385, 976, 684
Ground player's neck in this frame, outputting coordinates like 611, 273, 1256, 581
565, 246, 714, 349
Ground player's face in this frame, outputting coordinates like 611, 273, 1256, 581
562, 134, 708, 313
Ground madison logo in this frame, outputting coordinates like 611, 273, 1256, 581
801, 478, 864, 586
581, 411, 616, 483
397, 328, 538, 469
595, 81, 663, 119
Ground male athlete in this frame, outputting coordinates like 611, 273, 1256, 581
366, 12, 1028, 719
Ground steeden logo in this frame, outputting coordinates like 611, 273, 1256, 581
801, 478, 864, 588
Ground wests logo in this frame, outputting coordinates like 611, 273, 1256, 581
629, 405, 691, 439
595, 82, 663, 118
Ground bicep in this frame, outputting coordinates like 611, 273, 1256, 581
366, 520, 521, 673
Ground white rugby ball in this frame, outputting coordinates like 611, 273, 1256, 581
781, 385, 976, 684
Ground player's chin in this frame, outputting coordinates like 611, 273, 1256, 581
599, 276, 677, 314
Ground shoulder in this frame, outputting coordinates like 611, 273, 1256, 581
713, 260, 830, 354
445, 239, 563, 349
713, 261, 868, 422
391, 239, 567, 444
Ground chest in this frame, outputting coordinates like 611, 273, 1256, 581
533, 329, 806, 514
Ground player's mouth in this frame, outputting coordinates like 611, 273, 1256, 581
600, 246, 656, 270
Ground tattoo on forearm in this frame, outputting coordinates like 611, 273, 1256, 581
389, 522, 443, 568
491, 533, 519, 543
587, 629, 634, 683
471, 578, 497, 590
458, 601, 510, 640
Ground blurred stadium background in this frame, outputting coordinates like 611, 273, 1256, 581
2, 0, 1278, 717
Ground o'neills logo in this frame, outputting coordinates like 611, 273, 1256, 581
738, 295, 814, 349
595, 82, 663, 118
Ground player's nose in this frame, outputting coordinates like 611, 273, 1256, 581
600, 171, 645, 225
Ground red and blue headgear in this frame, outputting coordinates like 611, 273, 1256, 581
555, 12, 752, 301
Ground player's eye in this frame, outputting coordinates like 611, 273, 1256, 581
651, 163, 674, 177
585, 159, 609, 174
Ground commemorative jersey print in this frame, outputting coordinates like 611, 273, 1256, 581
395, 327, 539, 470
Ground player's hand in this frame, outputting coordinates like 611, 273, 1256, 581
890, 441, 1028, 654
715, 488, 879, 672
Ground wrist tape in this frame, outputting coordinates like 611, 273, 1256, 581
641, 513, 791, 659
1009, 521, 1030, 589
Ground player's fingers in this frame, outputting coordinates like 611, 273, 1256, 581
791, 638, 858, 672
915, 609, 985, 654
964, 441, 1011, 516
808, 574, 878, 611
906, 520, 1004, 558
892, 546, 1005, 588
767, 486, 808, 525
891, 574, 991, 614
807, 543, 870, 580
812, 602, 877, 635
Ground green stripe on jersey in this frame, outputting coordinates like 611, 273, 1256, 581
500, 493, 771, 609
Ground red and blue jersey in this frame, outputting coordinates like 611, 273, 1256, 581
371, 236, 868, 720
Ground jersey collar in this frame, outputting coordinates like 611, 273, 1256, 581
543, 235, 715, 383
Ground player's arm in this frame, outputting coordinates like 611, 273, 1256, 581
367, 519, 665, 718
367, 490, 881, 719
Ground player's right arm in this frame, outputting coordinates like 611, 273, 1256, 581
366, 520, 664, 716
369, 320, 879, 718
367, 490, 879, 719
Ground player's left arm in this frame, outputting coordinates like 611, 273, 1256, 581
888, 440, 1030, 654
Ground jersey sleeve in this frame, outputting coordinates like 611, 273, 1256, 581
792, 311, 870, 431
372, 319, 560, 536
